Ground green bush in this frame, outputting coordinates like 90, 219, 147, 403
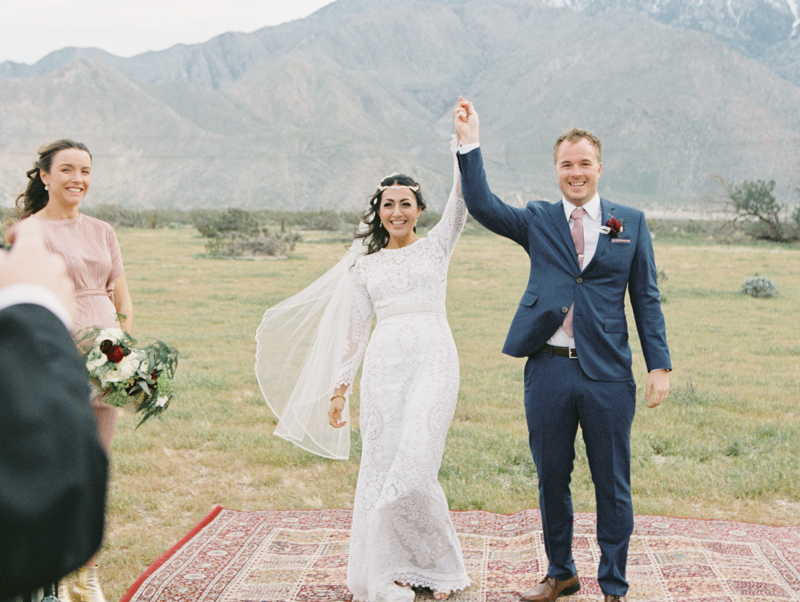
83, 205, 155, 228
740, 276, 778, 298
723, 179, 800, 242
192, 208, 261, 238
204, 231, 301, 258
192, 209, 301, 258
417, 211, 441, 229
286, 210, 343, 231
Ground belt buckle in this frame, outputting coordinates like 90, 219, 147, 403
568, 347, 578, 359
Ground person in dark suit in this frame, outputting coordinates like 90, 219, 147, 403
0, 219, 108, 601
454, 98, 670, 602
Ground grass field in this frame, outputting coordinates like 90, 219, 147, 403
98, 224, 799, 600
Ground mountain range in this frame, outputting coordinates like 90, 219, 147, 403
542, 0, 800, 86
1, 0, 799, 212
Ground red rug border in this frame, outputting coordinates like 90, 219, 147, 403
120, 504, 224, 602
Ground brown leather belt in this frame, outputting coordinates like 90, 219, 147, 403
537, 344, 578, 359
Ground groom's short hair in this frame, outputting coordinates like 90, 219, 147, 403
553, 128, 602, 164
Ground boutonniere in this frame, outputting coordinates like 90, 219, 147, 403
600, 217, 625, 238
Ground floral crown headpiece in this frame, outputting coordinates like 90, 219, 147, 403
377, 172, 420, 192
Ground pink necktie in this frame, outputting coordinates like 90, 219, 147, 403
562, 208, 585, 338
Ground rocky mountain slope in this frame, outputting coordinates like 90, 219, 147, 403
1, 0, 798, 211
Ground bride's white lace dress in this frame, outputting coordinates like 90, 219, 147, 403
335, 156, 471, 602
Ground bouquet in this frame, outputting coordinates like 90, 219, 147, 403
77, 327, 179, 426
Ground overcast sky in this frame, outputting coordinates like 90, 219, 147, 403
0, 0, 336, 64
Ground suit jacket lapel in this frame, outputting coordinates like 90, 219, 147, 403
546, 201, 581, 270
585, 198, 613, 271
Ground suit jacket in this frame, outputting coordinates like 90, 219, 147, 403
0, 303, 107, 599
458, 147, 671, 381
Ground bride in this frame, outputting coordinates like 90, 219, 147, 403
256, 137, 471, 602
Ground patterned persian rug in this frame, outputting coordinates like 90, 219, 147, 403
121, 507, 800, 602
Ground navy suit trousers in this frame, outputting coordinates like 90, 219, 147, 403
524, 350, 636, 596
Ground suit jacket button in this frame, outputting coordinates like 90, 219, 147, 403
562, 307, 569, 313
576, 277, 583, 283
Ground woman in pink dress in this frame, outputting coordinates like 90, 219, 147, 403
16, 139, 134, 602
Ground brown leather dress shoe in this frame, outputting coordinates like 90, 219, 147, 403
520, 574, 580, 602
604, 596, 626, 602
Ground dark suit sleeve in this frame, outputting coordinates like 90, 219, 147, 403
457, 148, 532, 251
0, 304, 108, 598
627, 217, 672, 372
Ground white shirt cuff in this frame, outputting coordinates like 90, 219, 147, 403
458, 142, 480, 154
0, 284, 73, 330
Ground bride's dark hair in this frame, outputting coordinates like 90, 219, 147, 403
355, 173, 427, 255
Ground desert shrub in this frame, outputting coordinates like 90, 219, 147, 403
81, 205, 196, 228
149, 208, 197, 227
288, 210, 343, 231
740, 276, 778, 298
83, 205, 155, 228
204, 231, 301, 258
416, 211, 441, 229
261, 210, 363, 232
192, 208, 261, 238
722, 179, 799, 242
192, 209, 301, 258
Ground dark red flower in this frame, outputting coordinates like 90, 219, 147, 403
605, 217, 623, 237
105, 345, 125, 363
99, 339, 113, 354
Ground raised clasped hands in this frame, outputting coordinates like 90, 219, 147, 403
645, 369, 670, 409
454, 96, 479, 146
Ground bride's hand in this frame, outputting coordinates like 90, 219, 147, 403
328, 396, 347, 428
454, 96, 479, 145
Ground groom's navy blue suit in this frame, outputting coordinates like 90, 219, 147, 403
457, 147, 670, 596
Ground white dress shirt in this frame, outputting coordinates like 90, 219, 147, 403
548, 194, 601, 348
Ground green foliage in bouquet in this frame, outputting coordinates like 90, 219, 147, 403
76, 327, 179, 426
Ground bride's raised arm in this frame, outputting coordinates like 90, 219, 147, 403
426, 137, 468, 256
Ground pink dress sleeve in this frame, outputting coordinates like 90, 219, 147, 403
106, 225, 124, 283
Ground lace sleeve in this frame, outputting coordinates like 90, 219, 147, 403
334, 262, 374, 390
426, 136, 467, 257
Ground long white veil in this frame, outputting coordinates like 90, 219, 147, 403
255, 233, 369, 460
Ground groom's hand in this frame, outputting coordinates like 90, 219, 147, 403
645, 369, 670, 408
455, 96, 479, 145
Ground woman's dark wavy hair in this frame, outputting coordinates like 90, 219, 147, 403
355, 173, 426, 255
15, 139, 92, 218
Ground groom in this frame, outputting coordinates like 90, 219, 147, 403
454, 98, 670, 602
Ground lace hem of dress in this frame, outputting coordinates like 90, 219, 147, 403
350, 575, 472, 602
392, 574, 472, 592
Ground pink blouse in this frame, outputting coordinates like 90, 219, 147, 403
29, 214, 125, 332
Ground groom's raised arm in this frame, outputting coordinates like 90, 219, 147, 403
454, 97, 530, 248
